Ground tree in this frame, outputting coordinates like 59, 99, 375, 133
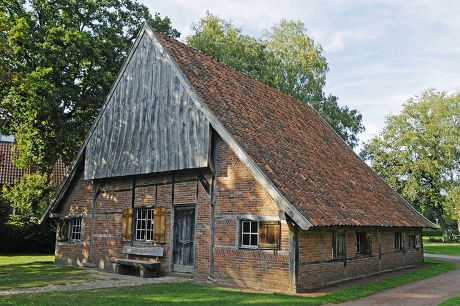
361, 90, 460, 241
0, 0, 179, 221
187, 13, 364, 148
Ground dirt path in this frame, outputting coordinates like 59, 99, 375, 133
0, 274, 188, 296
338, 254, 460, 306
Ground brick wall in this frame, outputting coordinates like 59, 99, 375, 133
211, 139, 291, 292
54, 136, 424, 293
297, 228, 423, 290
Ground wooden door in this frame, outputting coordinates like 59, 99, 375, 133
173, 205, 195, 273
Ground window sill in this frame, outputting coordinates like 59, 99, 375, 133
57, 240, 83, 245
239, 245, 258, 250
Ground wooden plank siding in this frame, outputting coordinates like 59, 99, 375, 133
85, 31, 210, 180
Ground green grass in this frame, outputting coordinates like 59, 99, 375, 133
440, 295, 460, 306
423, 237, 460, 255
0, 257, 455, 305
0, 254, 99, 290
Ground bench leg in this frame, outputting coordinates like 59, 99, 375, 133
114, 263, 135, 276
139, 267, 156, 278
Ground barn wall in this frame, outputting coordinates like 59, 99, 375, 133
84, 30, 210, 180
211, 138, 291, 292
297, 228, 424, 290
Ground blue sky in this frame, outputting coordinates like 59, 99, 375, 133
144, 0, 460, 146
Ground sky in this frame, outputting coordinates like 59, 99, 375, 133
144, 0, 460, 146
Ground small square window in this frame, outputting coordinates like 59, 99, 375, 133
241, 220, 258, 248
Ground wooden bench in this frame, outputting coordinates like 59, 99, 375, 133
112, 246, 164, 278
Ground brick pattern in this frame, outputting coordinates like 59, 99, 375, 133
297, 228, 423, 290
54, 136, 423, 293
212, 139, 291, 292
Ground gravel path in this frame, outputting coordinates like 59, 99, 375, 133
337, 254, 460, 306
0, 273, 188, 296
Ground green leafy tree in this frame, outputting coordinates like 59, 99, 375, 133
0, 0, 179, 221
361, 90, 460, 241
187, 13, 364, 148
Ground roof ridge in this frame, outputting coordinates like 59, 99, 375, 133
155, 31, 316, 111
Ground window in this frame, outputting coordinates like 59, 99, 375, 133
69, 217, 82, 241
408, 234, 417, 249
356, 232, 369, 254
333, 231, 346, 260
241, 220, 258, 248
239, 219, 280, 249
395, 232, 404, 251
135, 208, 154, 241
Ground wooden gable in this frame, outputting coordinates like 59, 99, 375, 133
84, 30, 210, 179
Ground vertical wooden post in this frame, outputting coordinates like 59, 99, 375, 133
287, 216, 298, 293
130, 176, 136, 245
88, 180, 100, 264
209, 132, 218, 279
378, 230, 382, 270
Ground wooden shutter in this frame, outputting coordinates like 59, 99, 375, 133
153, 207, 166, 243
57, 219, 69, 242
258, 221, 280, 249
122, 208, 133, 241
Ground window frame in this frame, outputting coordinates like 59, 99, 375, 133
240, 220, 259, 249
135, 207, 155, 242
333, 231, 346, 260
355, 232, 370, 255
408, 234, 417, 249
68, 216, 82, 242
395, 231, 404, 251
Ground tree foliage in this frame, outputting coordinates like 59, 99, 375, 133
187, 13, 364, 148
0, 0, 179, 221
361, 90, 460, 240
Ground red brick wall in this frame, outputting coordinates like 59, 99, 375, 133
212, 139, 291, 292
54, 137, 423, 293
297, 228, 423, 290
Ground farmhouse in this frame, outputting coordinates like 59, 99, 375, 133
42, 24, 433, 292
0, 138, 65, 220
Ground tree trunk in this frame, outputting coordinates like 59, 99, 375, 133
438, 214, 450, 243
457, 210, 460, 235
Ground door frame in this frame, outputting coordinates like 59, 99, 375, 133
171, 203, 197, 273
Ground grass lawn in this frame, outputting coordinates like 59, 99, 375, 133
440, 295, 460, 306
0, 257, 455, 305
423, 237, 460, 255
0, 254, 99, 290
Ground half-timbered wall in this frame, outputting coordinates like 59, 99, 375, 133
85, 30, 210, 179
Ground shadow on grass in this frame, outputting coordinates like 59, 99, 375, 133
0, 261, 97, 290
0, 258, 455, 306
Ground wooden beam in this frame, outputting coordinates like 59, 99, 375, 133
194, 170, 210, 195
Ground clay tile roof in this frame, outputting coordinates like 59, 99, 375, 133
0, 141, 66, 186
157, 33, 432, 228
